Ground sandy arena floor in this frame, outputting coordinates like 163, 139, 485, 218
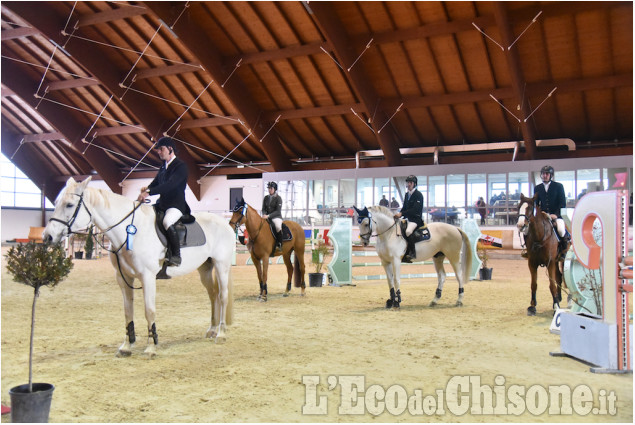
1, 247, 633, 422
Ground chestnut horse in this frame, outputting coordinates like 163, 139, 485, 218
517, 193, 567, 316
229, 199, 306, 301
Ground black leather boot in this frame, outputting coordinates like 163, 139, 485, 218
275, 230, 283, 250
402, 235, 415, 263
166, 225, 181, 267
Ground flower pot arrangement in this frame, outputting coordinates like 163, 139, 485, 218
5, 242, 73, 422
477, 246, 493, 280
309, 239, 330, 287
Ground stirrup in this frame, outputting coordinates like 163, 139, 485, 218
166, 255, 181, 267
520, 250, 528, 259
401, 254, 413, 263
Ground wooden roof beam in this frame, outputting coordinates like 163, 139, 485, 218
5, 2, 202, 198
1, 60, 123, 195
492, 2, 537, 159
145, 2, 292, 172
76, 5, 148, 27
309, 2, 402, 167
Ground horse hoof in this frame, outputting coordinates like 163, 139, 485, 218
116, 350, 132, 358
144, 351, 157, 359
392, 302, 400, 309
429, 300, 437, 307
283, 292, 290, 297
259, 297, 267, 303
215, 335, 227, 344
385, 299, 393, 309
206, 330, 217, 339
456, 301, 463, 307
527, 307, 536, 316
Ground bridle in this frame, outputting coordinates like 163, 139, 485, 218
50, 189, 146, 290
229, 204, 247, 229
48, 193, 92, 236
358, 212, 398, 243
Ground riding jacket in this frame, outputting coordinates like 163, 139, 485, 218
262, 193, 283, 220
148, 156, 191, 215
400, 189, 424, 227
534, 180, 566, 218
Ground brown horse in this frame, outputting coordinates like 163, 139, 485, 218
516, 194, 567, 316
229, 199, 306, 301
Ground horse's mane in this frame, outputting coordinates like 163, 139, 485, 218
371, 205, 395, 217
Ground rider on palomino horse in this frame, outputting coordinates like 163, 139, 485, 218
393, 175, 427, 263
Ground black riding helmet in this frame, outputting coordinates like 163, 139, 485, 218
267, 181, 278, 191
405, 175, 418, 186
155, 137, 176, 151
540, 165, 554, 179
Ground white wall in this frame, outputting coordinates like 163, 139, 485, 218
1, 175, 264, 242
1, 208, 53, 241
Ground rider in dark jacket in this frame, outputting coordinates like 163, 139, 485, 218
138, 137, 190, 270
262, 182, 283, 250
394, 175, 425, 263
533, 164, 570, 257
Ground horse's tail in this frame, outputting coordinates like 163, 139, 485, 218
293, 225, 306, 288
459, 228, 473, 284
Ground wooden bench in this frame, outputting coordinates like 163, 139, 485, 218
28, 226, 45, 243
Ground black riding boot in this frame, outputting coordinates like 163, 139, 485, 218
276, 230, 283, 250
402, 235, 415, 263
166, 225, 181, 267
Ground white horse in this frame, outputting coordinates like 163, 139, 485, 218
354, 206, 472, 308
43, 177, 234, 357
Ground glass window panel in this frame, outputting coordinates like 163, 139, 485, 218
357, 178, 373, 208
508, 172, 529, 200
576, 169, 600, 201
308, 180, 324, 225
428, 176, 445, 207
1, 178, 15, 192
374, 177, 389, 207
557, 171, 575, 207
15, 193, 41, 208
488, 173, 507, 222
0, 164, 15, 177
1, 191, 15, 207
339, 179, 355, 208
324, 179, 338, 209
467, 173, 487, 220
447, 174, 465, 223
14, 178, 40, 193
277, 180, 307, 223
14, 167, 27, 179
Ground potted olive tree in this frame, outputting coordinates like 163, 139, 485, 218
478, 246, 493, 280
5, 241, 73, 422
309, 239, 330, 287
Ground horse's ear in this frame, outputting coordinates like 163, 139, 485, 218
353, 206, 361, 214
78, 176, 91, 191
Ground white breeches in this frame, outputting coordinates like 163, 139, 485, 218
163, 208, 183, 229
555, 218, 566, 237
271, 217, 283, 232
405, 221, 417, 237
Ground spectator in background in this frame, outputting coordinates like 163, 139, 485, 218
390, 197, 400, 210
476, 197, 487, 226
379, 195, 389, 207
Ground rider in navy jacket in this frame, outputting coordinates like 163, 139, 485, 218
394, 175, 425, 262
533, 164, 570, 256
138, 137, 190, 271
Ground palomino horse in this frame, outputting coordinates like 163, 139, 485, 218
229, 199, 306, 301
43, 177, 235, 357
355, 206, 472, 308
516, 193, 566, 316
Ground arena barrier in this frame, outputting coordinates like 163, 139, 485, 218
551, 190, 632, 373
326, 218, 483, 284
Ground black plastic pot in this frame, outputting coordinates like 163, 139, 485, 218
479, 268, 493, 280
74, 251, 83, 260
308, 273, 324, 287
9, 383, 54, 423
85, 251, 92, 260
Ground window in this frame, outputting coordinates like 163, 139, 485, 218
0, 153, 54, 208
